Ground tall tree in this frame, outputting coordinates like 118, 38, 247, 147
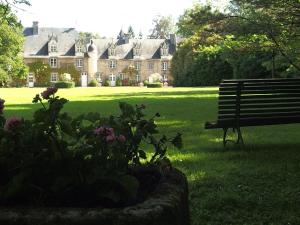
149, 15, 175, 39
0, 3, 28, 86
0, 0, 30, 24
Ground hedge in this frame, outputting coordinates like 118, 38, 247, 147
147, 82, 163, 88
53, 81, 75, 88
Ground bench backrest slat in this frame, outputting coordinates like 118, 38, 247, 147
217, 78, 300, 123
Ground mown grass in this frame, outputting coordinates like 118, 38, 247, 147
1, 87, 300, 225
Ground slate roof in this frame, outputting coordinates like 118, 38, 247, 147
23, 26, 176, 60
23, 27, 79, 57
91, 38, 174, 60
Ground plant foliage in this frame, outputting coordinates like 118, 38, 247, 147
0, 89, 182, 207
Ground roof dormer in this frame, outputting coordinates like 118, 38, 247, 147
108, 41, 116, 58
48, 33, 58, 56
133, 42, 142, 59
160, 42, 169, 58
75, 38, 85, 56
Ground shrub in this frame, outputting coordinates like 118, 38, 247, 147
53, 81, 75, 88
116, 78, 122, 86
143, 80, 149, 86
0, 88, 182, 208
147, 82, 163, 88
0, 68, 10, 87
103, 79, 109, 86
60, 73, 72, 81
88, 79, 98, 87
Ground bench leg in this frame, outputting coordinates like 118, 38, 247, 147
236, 127, 244, 146
223, 128, 228, 147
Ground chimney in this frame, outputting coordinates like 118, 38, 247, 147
32, 21, 38, 35
170, 34, 177, 47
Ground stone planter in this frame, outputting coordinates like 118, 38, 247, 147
0, 168, 189, 225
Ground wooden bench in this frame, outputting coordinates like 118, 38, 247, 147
205, 78, 300, 146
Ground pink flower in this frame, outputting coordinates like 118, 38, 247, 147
41, 87, 58, 99
94, 126, 105, 135
106, 135, 115, 143
106, 127, 114, 136
0, 99, 5, 114
118, 135, 126, 143
4, 117, 22, 132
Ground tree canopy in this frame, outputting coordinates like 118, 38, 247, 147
149, 15, 175, 39
172, 0, 300, 86
0, 2, 28, 86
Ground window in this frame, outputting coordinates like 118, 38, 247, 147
50, 73, 58, 82
76, 59, 83, 67
135, 61, 141, 71
50, 44, 57, 52
76, 45, 82, 53
161, 47, 168, 56
162, 61, 168, 71
109, 48, 116, 56
49, 58, 57, 68
28, 73, 34, 82
119, 73, 125, 80
109, 60, 117, 69
148, 63, 154, 70
136, 74, 140, 82
163, 74, 168, 81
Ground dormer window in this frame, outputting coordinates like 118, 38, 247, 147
48, 34, 58, 54
133, 42, 141, 57
76, 45, 83, 53
50, 43, 57, 52
161, 42, 169, 56
108, 48, 116, 56
108, 43, 116, 57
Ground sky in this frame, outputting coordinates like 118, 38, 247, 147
15, 0, 229, 38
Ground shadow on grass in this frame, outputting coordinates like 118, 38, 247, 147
92, 89, 218, 99
4, 91, 300, 224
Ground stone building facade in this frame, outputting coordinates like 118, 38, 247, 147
23, 22, 177, 87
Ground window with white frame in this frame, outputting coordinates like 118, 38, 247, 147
119, 73, 125, 80
108, 48, 116, 56
49, 58, 57, 68
148, 62, 154, 70
136, 74, 141, 82
50, 73, 58, 82
163, 74, 168, 81
135, 61, 141, 71
109, 60, 117, 69
28, 73, 34, 82
50, 43, 57, 52
76, 45, 83, 53
76, 59, 83, 68
162, 61, 168, 71
161, 47, 168, 56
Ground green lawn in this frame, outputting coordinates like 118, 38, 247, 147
1, 87, 300, 225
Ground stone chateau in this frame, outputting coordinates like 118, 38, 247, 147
23, 22, 177, 87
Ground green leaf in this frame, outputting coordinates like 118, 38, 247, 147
138, 150, 147, 159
